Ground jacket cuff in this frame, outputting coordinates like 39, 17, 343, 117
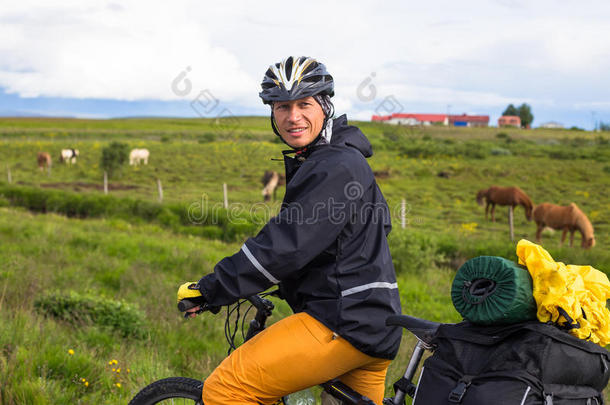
197, 244, 277, 306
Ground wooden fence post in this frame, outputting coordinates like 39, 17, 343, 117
6, 165, 11, 184
103, 171, 108, 194
223, 183, 228, 209
401, 199, 406, 229
157, 178, 163, 203
508, 206, 514, 241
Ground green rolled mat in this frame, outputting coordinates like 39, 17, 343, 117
451, 256, 537, 325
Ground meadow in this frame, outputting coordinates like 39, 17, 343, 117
0, 116, 608, 404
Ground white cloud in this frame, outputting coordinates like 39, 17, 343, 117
1, 0, 609, 120
0, 1, 256, 102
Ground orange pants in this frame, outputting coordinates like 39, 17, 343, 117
202, 312, 391, 405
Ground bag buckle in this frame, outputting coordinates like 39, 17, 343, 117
448, 379, 471, 403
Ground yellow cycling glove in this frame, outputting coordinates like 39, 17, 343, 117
177, 282, 203, 303
176, 282, 220, 314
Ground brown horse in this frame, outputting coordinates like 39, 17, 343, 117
533, 202, 595, 249
261, 170, 285, 202
37, 152, 52, 173
476, 186, 534, 222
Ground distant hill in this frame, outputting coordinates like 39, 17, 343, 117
0, 110, 51, 117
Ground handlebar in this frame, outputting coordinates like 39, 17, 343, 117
177, 298, 203, 312
177, 289, 281, 317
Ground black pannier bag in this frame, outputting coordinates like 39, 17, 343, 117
414, 321, 610, 404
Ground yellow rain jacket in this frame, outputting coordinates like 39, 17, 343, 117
516, 239, 610, 346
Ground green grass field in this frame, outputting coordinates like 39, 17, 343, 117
0, 116, 608, 404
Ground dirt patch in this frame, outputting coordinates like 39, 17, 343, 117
39, 182, 140, 191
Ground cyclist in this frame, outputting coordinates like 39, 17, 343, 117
178, 56, 402, 405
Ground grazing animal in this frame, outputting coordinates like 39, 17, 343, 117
37, 152, 52, 172
59, 148, 79, 164
533, 202, 595, 249
261, 170, 285, 202
476, 185, 533, 222
129, 148, 150, 165
373, 170, 390, 179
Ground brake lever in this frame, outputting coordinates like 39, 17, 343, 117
183, 306, 207, 319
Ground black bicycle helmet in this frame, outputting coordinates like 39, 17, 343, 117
259, 56, 334, 104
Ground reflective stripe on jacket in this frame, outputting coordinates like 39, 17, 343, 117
198, 115, 402, 359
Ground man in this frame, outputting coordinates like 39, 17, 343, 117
178, 56, 402, 404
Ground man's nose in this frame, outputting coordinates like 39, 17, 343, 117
287, 105, 302, 122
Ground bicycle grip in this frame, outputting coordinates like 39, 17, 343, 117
177, 298, 203, 312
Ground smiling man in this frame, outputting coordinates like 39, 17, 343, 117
179, 56, 402, 405
272, 96, 325, 148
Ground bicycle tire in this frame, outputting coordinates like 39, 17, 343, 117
128, 377, 204, 405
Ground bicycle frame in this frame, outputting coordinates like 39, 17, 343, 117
239, 292, 441, 405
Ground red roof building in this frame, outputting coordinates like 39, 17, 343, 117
371, 113, 489, 127
371, 114, 392, 122
498, 115, 521, 128
449, 114, 490, 127
371, 113, 448, 126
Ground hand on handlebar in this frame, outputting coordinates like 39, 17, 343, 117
184, 304, 204, 319
177, 282, 220, 318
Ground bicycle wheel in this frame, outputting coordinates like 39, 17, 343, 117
129, 377, 204, 405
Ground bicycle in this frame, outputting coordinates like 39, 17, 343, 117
128, 288, 441, 405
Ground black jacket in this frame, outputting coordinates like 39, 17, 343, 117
198, 115, 402, 359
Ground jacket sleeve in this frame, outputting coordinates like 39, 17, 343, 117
198, 158, 366, 306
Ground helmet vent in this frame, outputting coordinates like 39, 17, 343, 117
285, 57, 294, 81
259, 56, 334, 104
265, 69, 278, 81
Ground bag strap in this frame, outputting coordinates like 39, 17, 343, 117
392, 376, 417, 398
426, 361, 545, 404
555, 306, 580, 330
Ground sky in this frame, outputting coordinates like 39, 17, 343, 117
0, 0, 609, 129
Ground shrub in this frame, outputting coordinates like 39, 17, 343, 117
596, 136, 609, 145
34, 291, 148, 339
548, 150, 572, 160
100, 142, 129, 177
388, 230, 445, 274
490, 147, 512, 156
0, 184, 261, 242
198, 133, 216, 143
382, 128, 402, 143
462, 143, 487, 159
399, 139, 488, 160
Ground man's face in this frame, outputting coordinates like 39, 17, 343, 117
273, 96, 325, 149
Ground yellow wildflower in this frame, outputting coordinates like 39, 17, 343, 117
460, 222, 478, 234
85, 382, 89, 387
68, 349, 74, 355
116, 383, 121, 388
